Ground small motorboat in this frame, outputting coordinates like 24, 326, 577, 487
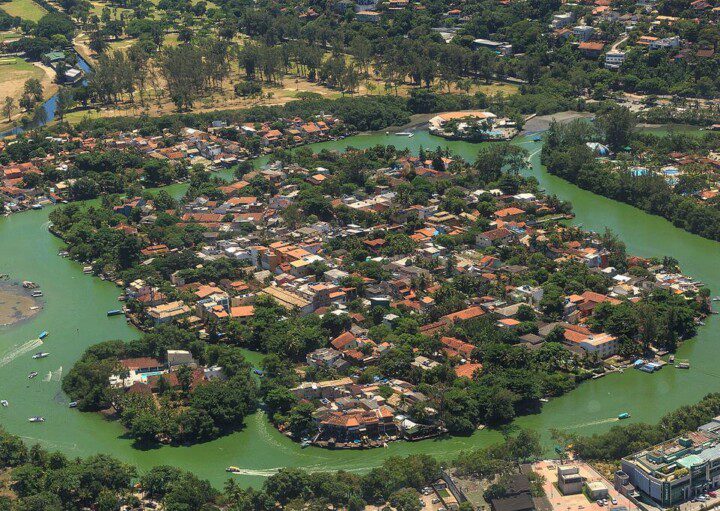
226, 466, 242, 474
669, 355, 675, 363
107, 309, 123, 317
28, 417, 45, 423
68, 401, 78, 408
31, 291, 43, 297
32, 352, 50, 359
1, 400, 8, 407
712, 297, 720, 301
618, 412, 631, 420
395, 132, 414, 137
300, 439, 312, 448
28, 371, 38, 379
30, 306, 40, 310
31, 204, 43, 210
540, 398, 549, 403
38, 331, 48, 339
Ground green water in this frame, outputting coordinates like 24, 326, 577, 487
1, 130, 718, 488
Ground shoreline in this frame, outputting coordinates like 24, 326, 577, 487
0, 279, 43, 328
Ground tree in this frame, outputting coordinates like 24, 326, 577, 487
176, 364, 194, 393
55, 87, 74, 120
599, 107, 635, 152
2, 97, 14, 122
390, 488, 422, 511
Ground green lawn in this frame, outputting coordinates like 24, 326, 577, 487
0, 0, 47, 22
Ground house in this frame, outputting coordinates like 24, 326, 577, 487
550, 12, 574, 29
578, 41, 605, 58
472, 38, 513, 56
455, 363, 482, 379
605, 51, 626, 69
573, 25, 595, 41
476, 227, 515, 247
649, 36, 680, 50
290, 377, 354, 399
147, 300, 191, 325
441, 336, 476, 360
356, 10, 381, 21
490, 475, 536, 511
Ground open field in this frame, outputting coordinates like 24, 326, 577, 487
0, 58, 47, 101
0, 58, 57, 131
0, 29, 21, 42
0, 0, 47, 21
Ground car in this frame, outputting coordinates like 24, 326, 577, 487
432, 499, 441, 504
597, 501, 604, 506
709, 491, 717, 498
610, 498, 617, 505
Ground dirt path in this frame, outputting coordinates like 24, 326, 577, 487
521, 111, 595, 133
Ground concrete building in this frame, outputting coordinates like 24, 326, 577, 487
558, 466, 584, 495
620, 426, 720, 506
586, 481, 609, 500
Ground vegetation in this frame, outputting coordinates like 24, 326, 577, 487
542, 108, 720, 242
62, 325, 259, 445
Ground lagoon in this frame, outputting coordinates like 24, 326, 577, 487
0, 129, 718, 488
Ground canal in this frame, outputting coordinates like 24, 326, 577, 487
0, 130, 718, 488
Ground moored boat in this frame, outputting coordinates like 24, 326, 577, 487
31, 290, 43, 297
68, 401, 78, 408
107, 309, 124, 316
28, 416, 45, 422
1, 400, 8, 407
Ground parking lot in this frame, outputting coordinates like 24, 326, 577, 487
679, 491, 720, 511
532, 461, 638, 511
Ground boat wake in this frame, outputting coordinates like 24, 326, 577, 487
564, 417, 619, 429
226, 467, 285, 477
42, 367, 63, 382
0, 339, 43, 368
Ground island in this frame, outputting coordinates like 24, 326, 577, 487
50, 140, 708, 449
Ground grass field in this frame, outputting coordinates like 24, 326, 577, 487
0, 0, 47, 22
0, 57, 46, 101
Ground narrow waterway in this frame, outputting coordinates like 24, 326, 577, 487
0, 130, 718, 488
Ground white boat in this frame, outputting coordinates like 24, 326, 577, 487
28, 371, 38, 379
31, 290, 43, 297
300, 439, 312, 448
30, 306, 40, 310
540, 398, 549, 403
68, 401, 78, 408
1, 400, 8, 407
395, 132, 414, 137
226, 466, 242, 474
28, 416, 45, 423
32, 352, 50, 359
712, 297, 720, 301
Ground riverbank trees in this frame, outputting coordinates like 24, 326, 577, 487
542, 109, 720, 243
